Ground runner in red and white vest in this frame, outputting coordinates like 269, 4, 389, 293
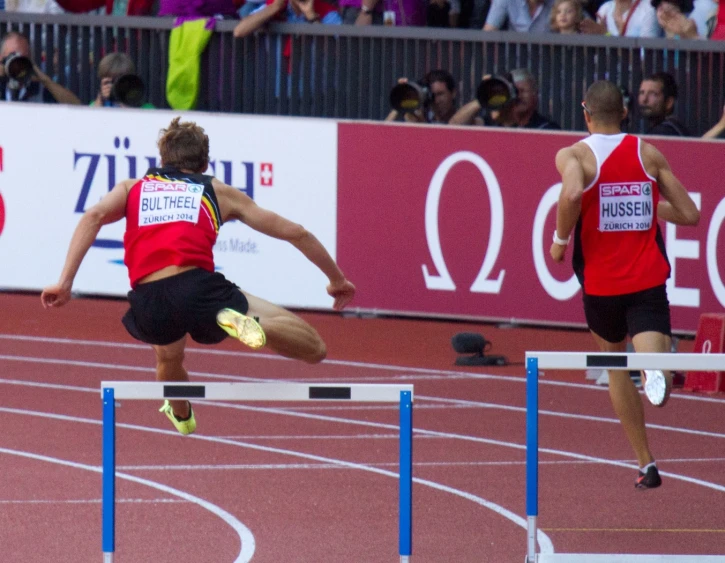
550, 80, 699, 490
41, 117, 355, 436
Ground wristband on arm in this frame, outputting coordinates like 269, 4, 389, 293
553, 230, 570, 245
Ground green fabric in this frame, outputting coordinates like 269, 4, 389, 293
166, 19, 213, 111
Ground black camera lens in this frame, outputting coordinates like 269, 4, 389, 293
3, 53, 34, 83
111, 74, 145, 108
390, 82, 429, 113
476, 75, 518, 110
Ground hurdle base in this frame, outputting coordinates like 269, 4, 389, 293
103, 552, 113, 563
400, 556, 410, 563
455, 354, 508, 366
537, 555, 725, 562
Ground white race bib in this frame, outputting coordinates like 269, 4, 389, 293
138, 181, 204, 227
599, 181, 654, 232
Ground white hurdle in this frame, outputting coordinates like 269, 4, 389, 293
525, 352, 725, 563
100, 382, 414, 563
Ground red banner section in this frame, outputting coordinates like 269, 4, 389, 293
337, 123, 725, 333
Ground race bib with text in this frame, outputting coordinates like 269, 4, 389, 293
599, 181, 654, 232
138, 181, 204, 227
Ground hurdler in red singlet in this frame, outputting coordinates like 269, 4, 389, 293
573, 133, 670, 296
124, 167, 222, 288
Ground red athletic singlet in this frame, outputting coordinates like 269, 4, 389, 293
572, 134, 670, 296
124, 167, 222, 288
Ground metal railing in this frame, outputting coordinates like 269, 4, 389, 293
1, 12, 724, 134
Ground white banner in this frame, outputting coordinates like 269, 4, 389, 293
0, 104, 338, 308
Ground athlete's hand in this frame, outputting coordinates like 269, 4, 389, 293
41, 284, 72, 308
327, 279, 356, 311
550, 242, 567, 263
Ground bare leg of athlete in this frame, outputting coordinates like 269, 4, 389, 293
153, 336, 190, 418
244, 292, 327, 364
632, 330, 673, 406
591, 332, 654, 468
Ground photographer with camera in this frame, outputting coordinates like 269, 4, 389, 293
91, 52, 152, 109
0, 32, 81, 105
450, 68, 560, 129
385, 70, 458, 125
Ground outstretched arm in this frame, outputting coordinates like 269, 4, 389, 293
213, 180, 355, 310
41, 180, 133, 308
233, 0, 286, 38
551, 146, 585, 262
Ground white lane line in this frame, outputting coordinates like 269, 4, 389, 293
118, 457, 725, 471
1, 334, 724, 404
0, 498, 187, 504
0, 405, 556, 555
198, 400, 725, 493
2, 374, 722, 441
2, 375, 725, 473
0, 447, 255, 562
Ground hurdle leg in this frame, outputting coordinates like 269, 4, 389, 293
102, 388, 116, 563
399, 390, 413, 563
526, 358, 539, 563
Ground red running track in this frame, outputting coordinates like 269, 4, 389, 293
0, 293, 723, 562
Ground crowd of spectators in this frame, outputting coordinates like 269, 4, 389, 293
0, 1, 723, 137
1, 0, 724, 38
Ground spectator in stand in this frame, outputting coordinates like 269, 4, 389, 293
451, 69, 560, 129
483, 0, 555, 32
689, 0, 719, 37
703, 104, 725, 139
233, 0, 341, 37
91, 53, 154, 109
0, 31, 80, 104
427, 0, 461, 26
651, 0, 701, 38
340, 0, 426, 27
385, 70, 459, 124
159, 0, 243, 19
3, 0, 64, 12
55, 0, 154, 14
637, 72, 690, 136
550, 0, 585, 31
580, 0, 660, 36
711, 0, 725, 38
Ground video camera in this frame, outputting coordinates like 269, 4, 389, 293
1, 52, 34, 89
103, 73, 146, 108
389, 80, 432, 114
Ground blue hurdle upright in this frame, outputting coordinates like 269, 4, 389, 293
525, 351, 725, 563
101, 382, 414, 563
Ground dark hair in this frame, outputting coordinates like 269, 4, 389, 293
584, 80, 624, 125
424, 69, 456, 93
650, 0, 694, 14
158, 117, 209, 173
645, 71, 679, 100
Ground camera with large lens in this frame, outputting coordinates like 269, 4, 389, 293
476, 74, 519, 111
1, 52, 34, 88
104, 73, 146, 108
389, 80, 432, 113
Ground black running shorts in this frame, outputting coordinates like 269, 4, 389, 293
582, 284, 671, 344
122, 268, 250, 346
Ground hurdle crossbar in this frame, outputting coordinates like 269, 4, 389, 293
101, 382, 414, 563
525, 351, 725, 563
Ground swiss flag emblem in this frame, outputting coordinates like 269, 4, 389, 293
260, 163, 273, 187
